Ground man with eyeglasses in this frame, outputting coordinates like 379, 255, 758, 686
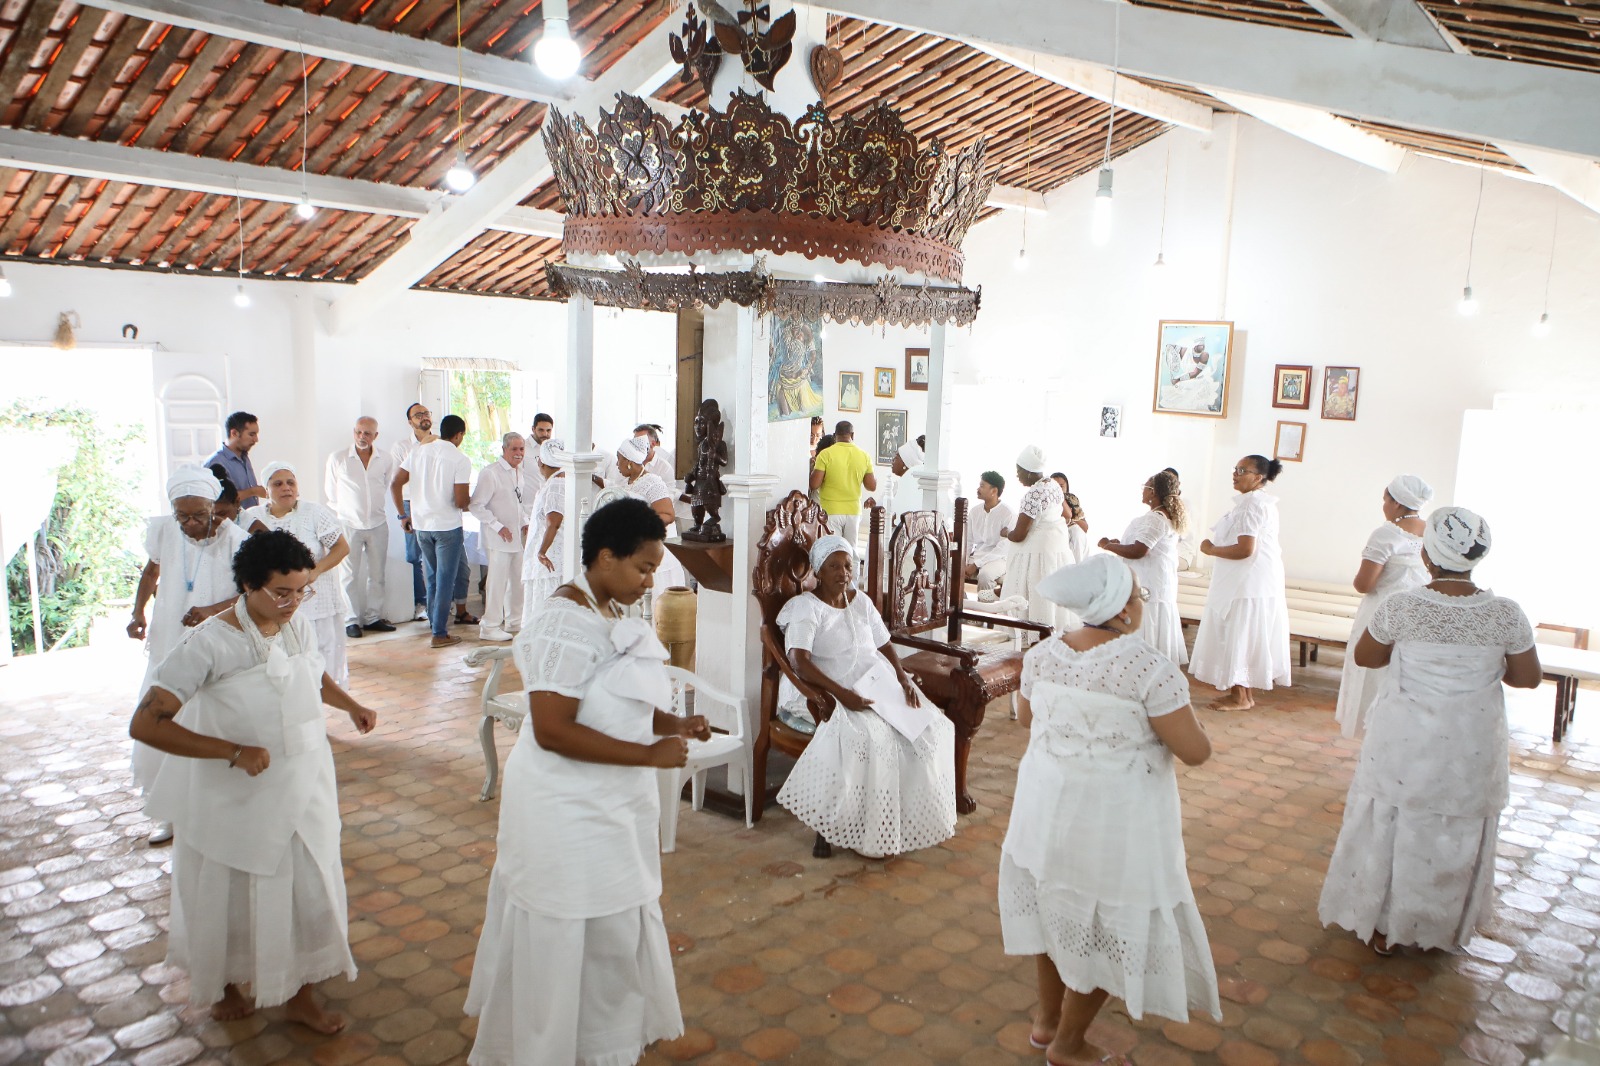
392, 414, 474, 649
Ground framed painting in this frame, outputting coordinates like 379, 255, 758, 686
837, 371, 862, 413
1274, 420, 1306, 463
1152, 320, 1234, 419
767, 313, 824, 423
875, 408, 908, 465
1099, 405, 1121, 439
1322, 366, 1359, 421
1272, 364, 1312, 410
874, 366, 896, 398
905, 347, 930, 392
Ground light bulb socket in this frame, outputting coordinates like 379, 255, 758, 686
1095, 168, 1114, 199
233, 283, 251, 308
1533, 312, 1552, 337
1457, 285, 1479, 316
1153, 252, 1165, 268
295, 195, 315, 220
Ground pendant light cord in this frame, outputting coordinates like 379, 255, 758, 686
1157, 145, 1171, 252
234, 185, 246, 277
1464, 141, 1488, 286
1101, 3, 1120, 168
455, 0, 465, 155
1540, 203, 1558, 313
1020, 56, 1039, 250
300, 44, 310, 188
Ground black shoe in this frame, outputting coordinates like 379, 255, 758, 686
345, 624, 364, 638
363, 620, 397, 633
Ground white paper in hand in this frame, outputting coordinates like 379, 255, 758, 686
854, 661, 940, 742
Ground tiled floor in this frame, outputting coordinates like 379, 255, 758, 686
1, 625, 1596, 1066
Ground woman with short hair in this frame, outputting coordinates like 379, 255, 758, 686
1002, 446, 1078, 633
1097, 470, 1188, 665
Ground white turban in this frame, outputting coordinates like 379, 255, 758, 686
1036, 555, 1135, 626
539, 438, 566, 468
260, 460, 297, 484
617, 435, 650, 464
1016, 444, 1046, 473
808, 534, 853, 574
1386, 474, 1434, 511
1424, 506, 1491, 572
166, 464, 221, 503
896, 442, 923, 469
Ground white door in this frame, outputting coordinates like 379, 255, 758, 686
158, 374, 224, 481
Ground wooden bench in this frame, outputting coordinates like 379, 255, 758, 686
1177, 570, 1361, 667
1537, 625, 1594, 743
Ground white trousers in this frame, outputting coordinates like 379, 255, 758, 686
834, 513, 861, 551
342, 523, 388, 626
977, 558, 1007, 591
483, 550, 524, 632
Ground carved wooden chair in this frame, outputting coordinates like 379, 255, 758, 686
866, 498, 1051, 814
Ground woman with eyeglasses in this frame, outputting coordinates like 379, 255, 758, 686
243, 462, 351, 685
1097, 470, 1189, 665
131, 529, 378, 1033
1190, 455, 1291, 711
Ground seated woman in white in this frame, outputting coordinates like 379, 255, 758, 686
468, 498, 708, 1066
1001, 446, 1077, 634
1319, 507, 1541, 955
130, 530, 377, 1033
1097, 469, 1188, 665
1002, 556, 1220, 1066
775, 535, 957, 860
1333, 474, 1431, 737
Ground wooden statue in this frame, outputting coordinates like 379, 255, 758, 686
683, 398, 729, 542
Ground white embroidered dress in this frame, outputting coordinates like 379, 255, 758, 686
242, 501, 350, 685
1120, 511, 1187, 665
1002, 480, 1077, 632
1318, 587, 1533, 951
521, 474, 567, 626
467, 589, 684, 1066
1190, 491, 1291, 691
774, 591, 957, 857
1334, 522, 1427, 737
1001, 635, 1221, 1023
622, 472, 686, 595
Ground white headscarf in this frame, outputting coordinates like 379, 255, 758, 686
1386, 474, 1434, 511
1016, 444, 1046, 474
539, 438, 566, 468
1036, 555, 1134, 626
1424, 506, 1491, 572
617, 436, 650, 465
808, 534, 853, 574
259, 460, 297, 485
896, 441, 923, 469
166, 464, 221, 503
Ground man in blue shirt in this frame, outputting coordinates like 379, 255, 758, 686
204, 412, 267, 503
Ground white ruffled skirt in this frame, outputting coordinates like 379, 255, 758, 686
521, 573, 563, 628
1002, 521, 1079, 635
1189, 594, 1290, 691
310, 614, 348, 688
1140, 597, 1189, 666
1334, 592, 1386, 737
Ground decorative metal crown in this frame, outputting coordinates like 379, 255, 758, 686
543, 90, 997, 282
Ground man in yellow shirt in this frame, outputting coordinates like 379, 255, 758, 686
809, 420, 877, 550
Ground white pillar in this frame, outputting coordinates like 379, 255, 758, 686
565, 294, 595, 452
558, 450, 605, 579
920, 321, 958, 512
722, 472, 779, 720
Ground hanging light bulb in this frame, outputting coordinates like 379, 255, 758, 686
1533, 312, 1551, 338
1152, 251, 1165, 269
1014, 247, 1028, 272
1091, 168, 1114, 247
534, 8, 582, 80
1457, 285, 1479, 317
0, 266, 11, 298
234, 283, 251, 309
445, 153, 476, 192
295, 194, 316, 220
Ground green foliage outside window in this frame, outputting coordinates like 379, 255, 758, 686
449, 370, 514, 470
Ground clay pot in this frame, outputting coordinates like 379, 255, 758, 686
655, 586, 697, 671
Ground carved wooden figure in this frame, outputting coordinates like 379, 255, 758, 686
683, 398, 730, 542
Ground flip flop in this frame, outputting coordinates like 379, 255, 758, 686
1030, 1034, 1050, 1050
1045, 1055, 1133, 1066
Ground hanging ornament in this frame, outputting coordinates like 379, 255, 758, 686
52, 311, 80, 350
670, 6, 724, 94
808, 44, 843, 96
712, 0, 795, 92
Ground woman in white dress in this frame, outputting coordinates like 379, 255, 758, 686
131, 530, 377, 1032
1319, 507, 1541, 953
1191, 455, 1291, 710
243, 462, 351, 686
1096, 470, 1188, 665
616, 435, 686, 596
1002, 446, 1078, 633
468, 498, 705, 1066
1334, 475, 1433, 737
1002, 556, 1220, 1066
523, 439, 568, 626
775, 534, 957, 860
1050, 473, 1090, 563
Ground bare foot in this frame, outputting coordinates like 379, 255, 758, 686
1045, 1034, 1111, 1066
1030, 1009, 1059, 1048
1212, 698, 1255, 711
284, 986, 346, 1034
210, 984, 254, 1022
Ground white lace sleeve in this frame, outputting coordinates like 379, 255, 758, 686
1229, 494, 1268, 539
1367, 597, 1398, 645
1020, 640, 1047, 701
1139, 652, 1192, 718
778, 594, 822, 653
309, 503, 343, 549
1020, 483, 1052, 520
1360, 524, 1399, 566
1500, 598, 1535, 654
1129, 511, 1168, 548
512, 603, 608, 698
630, 474, 672, 505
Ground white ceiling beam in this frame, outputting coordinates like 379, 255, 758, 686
970, 45, 1212, 132
79, 0, 576, 103
1498, 143, 1600, 215
1211, 91, 1409, 172
824, 0, 1600, 160
985, 185, 1047, 212
1295, 0, 1458, 50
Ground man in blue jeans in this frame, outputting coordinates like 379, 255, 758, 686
391, 414, 473, 648
391, 403, 474, 624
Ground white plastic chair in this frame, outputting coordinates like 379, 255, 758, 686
656, 665, 752, 853
465, 646, 526, 801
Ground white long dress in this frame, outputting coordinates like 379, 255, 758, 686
521, 474, 567, 627
1002, 480, 1078, 632
1333, 523, 1427, 737
467, 589, 684, 1066
145, 609, 356, 1007
774, 591, 957, 856
1121, 511, 1187, 665
623, 472, 687, 596
243, 501, 349, 686
1001, 634, 1221, 1023
1318, 588, 1533, 950
1190, 491, 1291, 691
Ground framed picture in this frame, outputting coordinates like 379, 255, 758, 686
766, 313, 824, 423
837, 371, 862, 413
1322, 366, 1359, 421
905, 348, 930, 392
874, 367, 896, 398
1099, 405, 1121, 439
1152, 320, 1234, 419
875, 408, 908, 465
1274, 420, 1306, 463
1272, 364, 1312, 410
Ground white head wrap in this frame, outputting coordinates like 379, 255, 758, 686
808, 534, 853, 574
1386, 474, 1434, 511
166, 464, 221, 503
1016, 444, 1046, 474
260, 460, 297, 485
1035, 555, 1135, 627
617, 436, 650, 464
539, 438, 566, 468
1423, 506, 1491, 572
896, 441, 923, 469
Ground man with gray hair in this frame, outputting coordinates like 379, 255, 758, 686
325, 416, 397, 637
468, 431, 535, 641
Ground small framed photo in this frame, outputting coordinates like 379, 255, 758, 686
1272, 364, 1312, 410
905, 348, 930, 392
837, 371, 862, 413
875, 408, 909, 465
1099, 405, 1121, 439
1274, 420, 1306, 463
874, 367, 896, 398
1322, 366, 1359, 420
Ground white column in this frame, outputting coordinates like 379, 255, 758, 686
723, 472, 779, 720
558, 450, 605, 579
920, 321, 957, 512
565, 295, 594, 453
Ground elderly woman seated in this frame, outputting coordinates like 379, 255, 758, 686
774, 535, 958, 859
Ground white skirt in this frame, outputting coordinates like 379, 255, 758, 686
466, 868, 683, 1066
521, 573, 563, 628
1334, 593, 1385, 737
777, 705, 957, 856
1140, 598, 1188, 666
1189, 595, 1290, 691
310, 614, 348, 688
1002, 523, 1079, 634
1318, 792, 1496, 951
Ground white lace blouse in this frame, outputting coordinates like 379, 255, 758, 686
1367, 587, 1534, 652
1020, 479, 1065, 521
1021, 633, 1192, 718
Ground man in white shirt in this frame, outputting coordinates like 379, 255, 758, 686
391, 414, 472, 648
469, 433, 535, 641
390, 404, 434, 621
326, 416, 397, 639
640, 423, 675, 484
527, 414, 555, 498
965, 470, 1014, 593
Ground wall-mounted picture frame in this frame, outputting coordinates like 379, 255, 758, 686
1153, 319, 1234, 419
1322, 366, 1360, 421
874, 366, 896, 398
837, 371, 862, 413
1272, 364, 1312, 410
875, 408, 909, 465
1099, 405, 1122, 439
766, 313, 824, 423
1274, 420, 1306, 463
905, 347, 930, 392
